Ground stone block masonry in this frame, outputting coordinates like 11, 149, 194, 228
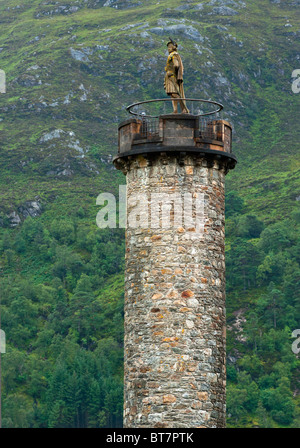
114, 112, 237, 428
123, 154, 227, 428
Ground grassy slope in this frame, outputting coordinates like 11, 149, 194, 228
0, 0, 299, 219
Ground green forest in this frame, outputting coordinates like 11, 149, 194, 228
0, 0, 299, 428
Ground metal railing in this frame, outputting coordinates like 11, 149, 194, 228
127, 98, 223, 118
199, 116, 223, 142
135, 114, 224, 142
127, 99, 226, 143
139, 115, 160, 139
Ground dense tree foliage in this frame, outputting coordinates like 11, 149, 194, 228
0, 195, 299, 427
0, 220, 124, 428
226, 197, 300, 428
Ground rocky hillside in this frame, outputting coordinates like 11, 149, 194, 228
0, 0, 299, 219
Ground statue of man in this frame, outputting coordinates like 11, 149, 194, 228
164, 38, 189, 114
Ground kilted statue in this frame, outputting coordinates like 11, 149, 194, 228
164, 38, 189, 114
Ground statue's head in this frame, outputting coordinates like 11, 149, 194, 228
167, 37, 177, 52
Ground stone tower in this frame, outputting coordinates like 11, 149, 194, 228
114, 110, 237, 428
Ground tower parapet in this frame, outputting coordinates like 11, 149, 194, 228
114, 99, 237, 428
114, 100, 236, 174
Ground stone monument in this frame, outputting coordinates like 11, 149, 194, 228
113, 44, 237, 428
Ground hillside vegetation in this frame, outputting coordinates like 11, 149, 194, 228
0, 0, 299, 427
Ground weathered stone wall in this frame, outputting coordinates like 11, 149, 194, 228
123, 153, 226, 428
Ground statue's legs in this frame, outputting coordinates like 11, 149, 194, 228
171, 94, 179, 114
170, 93, 189, 114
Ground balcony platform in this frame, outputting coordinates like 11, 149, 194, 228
114, 113, 237, 173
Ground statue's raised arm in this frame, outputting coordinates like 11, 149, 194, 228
164, 38, 189, 114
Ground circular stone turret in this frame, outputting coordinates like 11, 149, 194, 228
114, 112, 237, 428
